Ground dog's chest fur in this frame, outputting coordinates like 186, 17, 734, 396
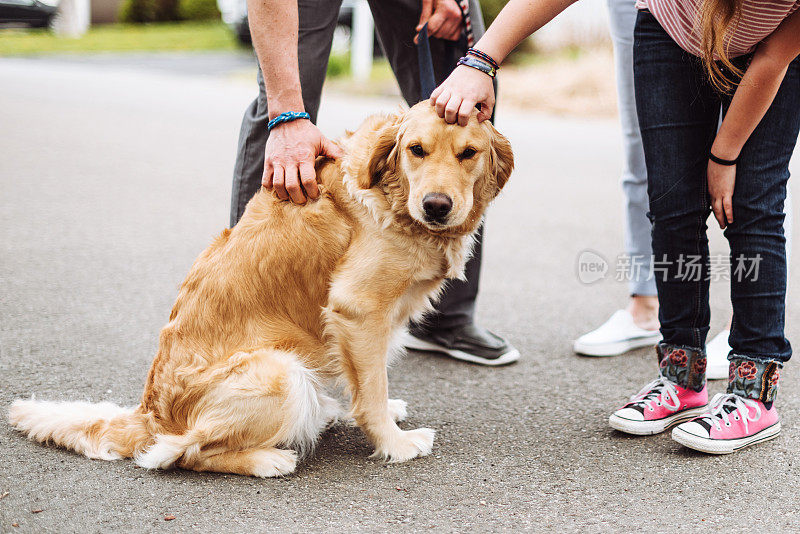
334, 198, 476, 332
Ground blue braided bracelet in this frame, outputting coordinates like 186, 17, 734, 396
267, 111, 311, 132
466, 48, 499, 70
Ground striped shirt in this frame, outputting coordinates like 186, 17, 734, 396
635, 0, 800, 58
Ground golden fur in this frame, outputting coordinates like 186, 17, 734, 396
8, 102, 513, 477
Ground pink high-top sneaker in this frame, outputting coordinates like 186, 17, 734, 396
671, 357, 783, 454
609, 344, 709, 435
672, 393, 780, 454
609, 377, 708, 435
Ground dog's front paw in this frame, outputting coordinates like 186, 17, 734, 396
371, 427, 435, 463
387, 399, 408, 422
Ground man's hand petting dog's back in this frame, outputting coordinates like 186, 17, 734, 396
262, 118, 343, 205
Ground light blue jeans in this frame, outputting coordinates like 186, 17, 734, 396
605, 0, 793, 297
607, 0, 656, 296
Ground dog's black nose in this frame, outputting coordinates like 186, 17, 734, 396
422, 193, 453, 223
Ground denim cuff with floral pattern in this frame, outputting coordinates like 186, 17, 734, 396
727, 357, 782, 402
657, 343, 706, 392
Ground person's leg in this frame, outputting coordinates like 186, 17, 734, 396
609, 0, 657, 304
369, 0, 483, 330
671, 57, 800, 456
609, 9, 721, 435
707, 131, 795, 380
722, 56, 799, 385
419, 0, 487, 333
230, 0, 343, 227
637, 29, 720, 354
785, 188, 793, 268
422, 224, 484, 331
574, 0, 660, 357
370, 0, 518, 365
611, 0, 660, 329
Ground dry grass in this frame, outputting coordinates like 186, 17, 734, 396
499, 46, 618, 117
326, 45, 619, 118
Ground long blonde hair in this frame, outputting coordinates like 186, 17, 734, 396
698, 0, 745, 92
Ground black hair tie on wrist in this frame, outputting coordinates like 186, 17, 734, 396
709, 152, 739, 166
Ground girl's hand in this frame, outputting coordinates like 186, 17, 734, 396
430, 65, 495, 126
707, 160, 736, 229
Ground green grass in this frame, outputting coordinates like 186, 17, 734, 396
325, 52, 394, 80
326, 52, 350, 78
0, 21, 240, 55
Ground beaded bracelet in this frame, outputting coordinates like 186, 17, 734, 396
457, 56, 496, 78
267, 111, 311, 132
466, 48, 499, 70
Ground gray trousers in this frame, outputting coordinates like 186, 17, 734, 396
230, 0, 487, 331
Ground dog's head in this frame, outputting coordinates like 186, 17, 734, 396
342, 101, 513, 235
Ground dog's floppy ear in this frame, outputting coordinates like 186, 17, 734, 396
488, 124, 514, 197
347, 113, 401, 190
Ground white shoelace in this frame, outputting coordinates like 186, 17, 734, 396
630, 377, 681, 412
702, 393, 762, 433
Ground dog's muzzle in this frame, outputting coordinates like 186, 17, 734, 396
422, 193, 453, 224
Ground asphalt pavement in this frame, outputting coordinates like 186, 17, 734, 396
1, 53, 799, 533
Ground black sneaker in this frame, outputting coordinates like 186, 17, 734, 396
402, 323, 520, 366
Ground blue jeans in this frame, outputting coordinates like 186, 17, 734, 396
634, 10, 800, 367
607, 0, 657, 297
607, 0, 793, 299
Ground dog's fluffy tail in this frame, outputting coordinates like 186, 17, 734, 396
8, 397, 149, 461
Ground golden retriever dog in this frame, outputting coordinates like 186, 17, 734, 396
8, 102, 513, 477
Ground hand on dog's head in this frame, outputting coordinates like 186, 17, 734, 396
344, 101, 513, 235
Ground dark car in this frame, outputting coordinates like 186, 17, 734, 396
0, 0, 58, 28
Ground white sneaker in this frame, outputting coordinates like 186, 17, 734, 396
705, 330, 731, 380
573, 309, 661, 357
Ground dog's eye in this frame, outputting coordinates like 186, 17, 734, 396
458, 148, 477, 160
409, 144, 425, 158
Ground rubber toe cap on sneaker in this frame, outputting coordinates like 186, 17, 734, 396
675, 421, 709, 438
612, 407, 644, 422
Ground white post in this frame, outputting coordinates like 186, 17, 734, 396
52, 0, 91, 37
351, 0, 374, 81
